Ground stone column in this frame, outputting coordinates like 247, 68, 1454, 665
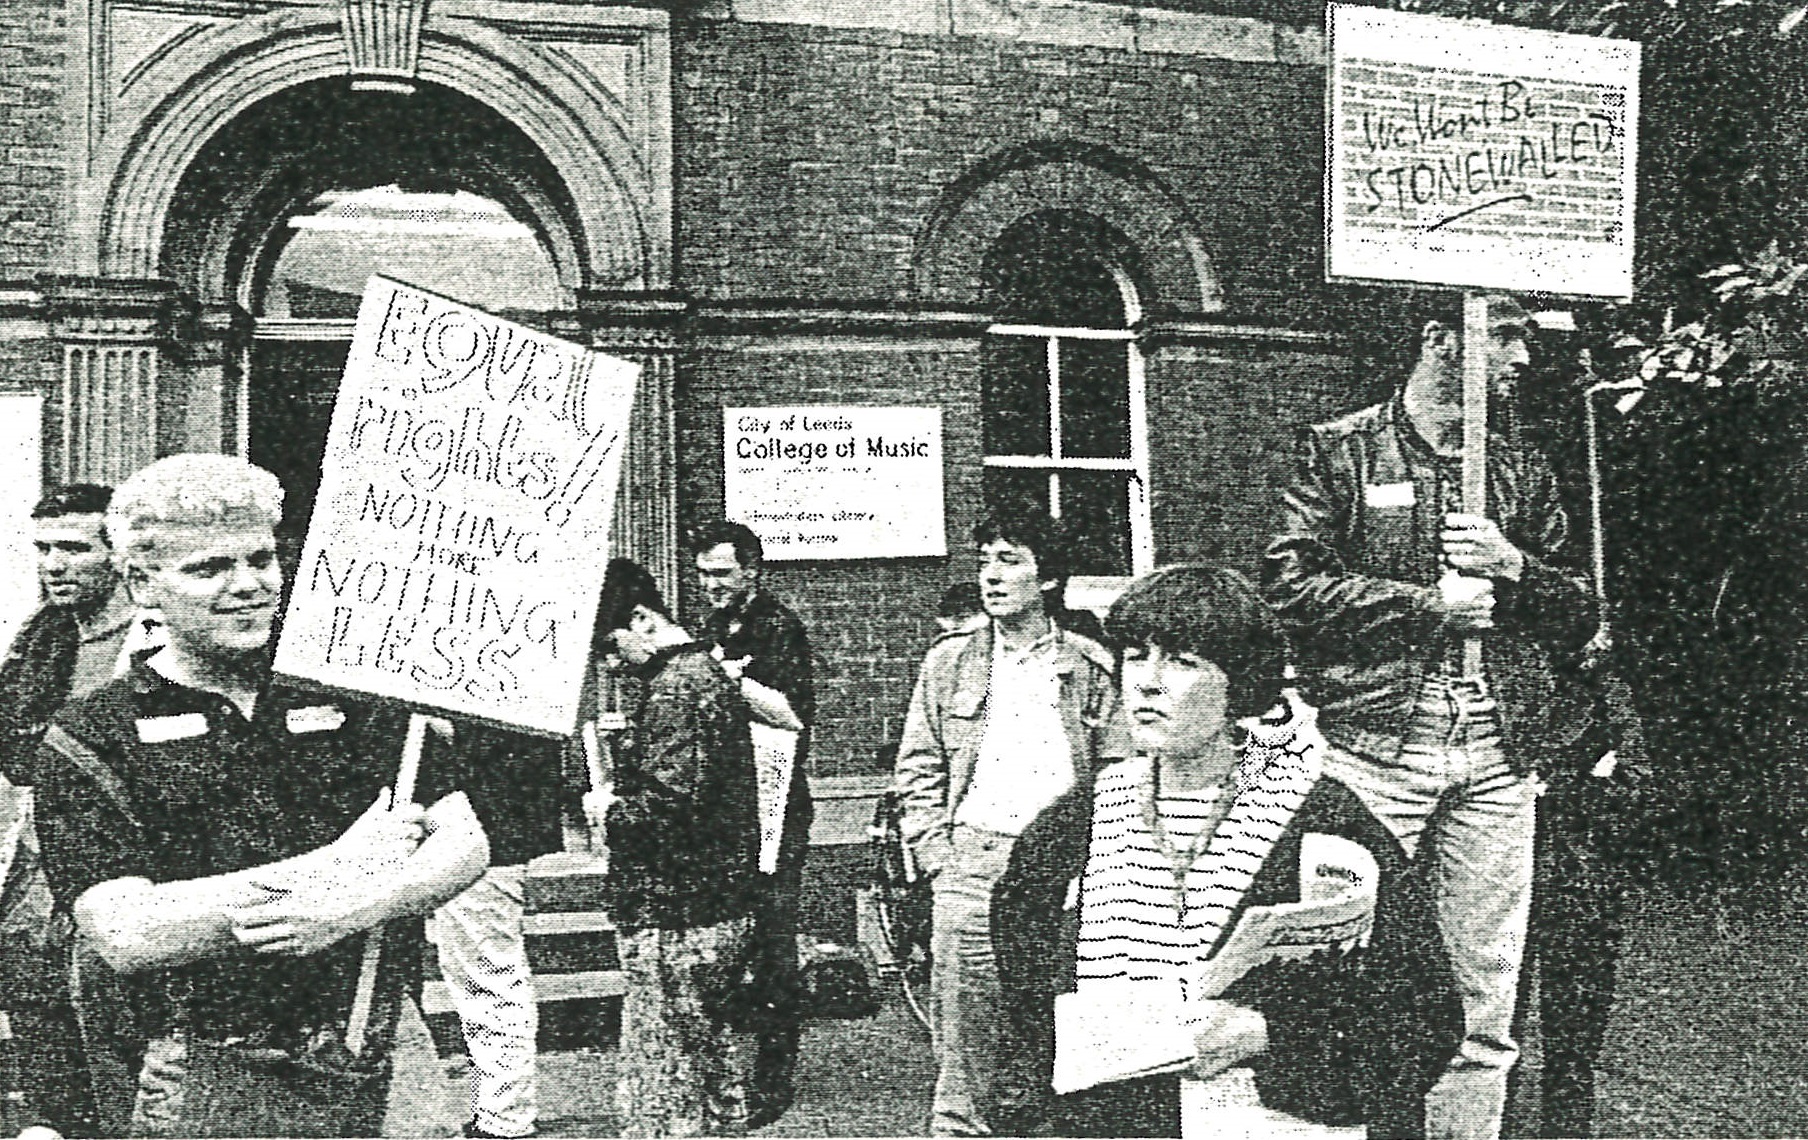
181, 304, 253, 458
579, 291, 688, 605
41, 276, 181, 485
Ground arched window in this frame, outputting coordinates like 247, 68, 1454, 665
981, 211, 1153, 579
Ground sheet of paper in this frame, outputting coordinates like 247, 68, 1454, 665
1053, 976, 1196, 1095
1193, 832, 1380, 998
749, 721, 798, 875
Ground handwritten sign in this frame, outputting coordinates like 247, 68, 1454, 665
1327, 3, 1639, 299
274, 277, 639, 736
724, 406, 945, 561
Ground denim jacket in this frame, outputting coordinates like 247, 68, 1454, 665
893, 622, 1127, 878
1262, 396, 1597, 768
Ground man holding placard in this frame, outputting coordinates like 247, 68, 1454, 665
693, 520, 814, 1130
30, 454, 489, 1137
1263, 295, 1596, 1140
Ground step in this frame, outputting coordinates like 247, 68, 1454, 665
421, 969, 627, 1016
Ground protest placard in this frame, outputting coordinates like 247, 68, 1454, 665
272, 276, 639, 736
723, 405, 945, 561
1326, 3, 1640, 299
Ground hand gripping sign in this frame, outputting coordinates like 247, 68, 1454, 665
271, 278, 639, 1055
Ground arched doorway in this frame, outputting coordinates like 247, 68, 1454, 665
60, 2, 678, 587
159, 79, 584, 536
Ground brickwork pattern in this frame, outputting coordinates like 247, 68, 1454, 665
0, 0, 66, 279
674, 19, 1327, 319
1145, 345, 1366, 574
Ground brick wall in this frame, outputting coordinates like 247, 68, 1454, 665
1145, 344, 1373, 575
0, 0, 65, 280
675, 18, 1328, 319
673, 18, 1366, 779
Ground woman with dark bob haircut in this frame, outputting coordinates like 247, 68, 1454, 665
993, 565, 1461, 1139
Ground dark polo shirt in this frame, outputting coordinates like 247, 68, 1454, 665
33, 661, 463, 1050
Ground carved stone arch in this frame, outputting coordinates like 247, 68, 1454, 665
93, 6, 666, 294
913, 141, 1221, 317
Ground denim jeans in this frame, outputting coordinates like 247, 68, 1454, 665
428, 865, 538, 1138
1324, 677, 1536, 1140
615, 917, 755, 1138
928, 825, 1040, 1137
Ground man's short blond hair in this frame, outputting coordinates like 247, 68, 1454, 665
107, 454, 284, 569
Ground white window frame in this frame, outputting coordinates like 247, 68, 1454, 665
981, 310, 1154, 580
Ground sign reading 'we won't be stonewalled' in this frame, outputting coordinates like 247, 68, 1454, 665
1327, 3, 1640, 299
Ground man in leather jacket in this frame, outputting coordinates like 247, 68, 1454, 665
1262, 294, 1596, 1140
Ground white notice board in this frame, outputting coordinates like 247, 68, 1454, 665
273, 276, 639, 736
1326, 4, 1640, 299
724, 406, 946, 561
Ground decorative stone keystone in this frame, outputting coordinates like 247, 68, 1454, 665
338, 0, 430, 93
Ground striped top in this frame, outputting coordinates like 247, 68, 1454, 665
1073, 702, 1324, 990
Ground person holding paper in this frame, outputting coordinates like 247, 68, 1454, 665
894, 508, 1127, 1137
1262, 294, 1596, 1140
28, 454, 490, 1137
693, 520, 813, 1129
994, 564, 1461, 1140
592, 557, 762, 1137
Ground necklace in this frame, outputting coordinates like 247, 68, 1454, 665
1139, 756, 1230, 924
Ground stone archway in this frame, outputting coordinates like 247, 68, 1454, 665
911, 140, 1220, 317
85, 4, 668, 292
52, 0, 678, 588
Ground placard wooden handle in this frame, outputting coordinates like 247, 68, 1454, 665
345, 711, 430, 1057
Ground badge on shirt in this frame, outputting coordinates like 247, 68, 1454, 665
286, 705, 347, 735
136, 713, 209, 744
1364, 482, 1416, 508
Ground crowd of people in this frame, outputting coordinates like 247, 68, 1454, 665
0, 289, 1642, 1140
898, 293, 1641, 1140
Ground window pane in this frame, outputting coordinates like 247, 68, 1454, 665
1058, 339, 1130, 459
983, 468, 1133, 579
984, 468, 1053, 520
1055, 472, 1133, 577
982, 211, 1129, 328
983, 336, 1050, 456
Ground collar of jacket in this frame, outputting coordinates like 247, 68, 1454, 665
77, 589, 136, 645
636, 639, 708, 678
1388, 389, 1460, 468
944, 621, 1110, 718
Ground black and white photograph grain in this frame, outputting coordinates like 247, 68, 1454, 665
0, 0, 1801, 1135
